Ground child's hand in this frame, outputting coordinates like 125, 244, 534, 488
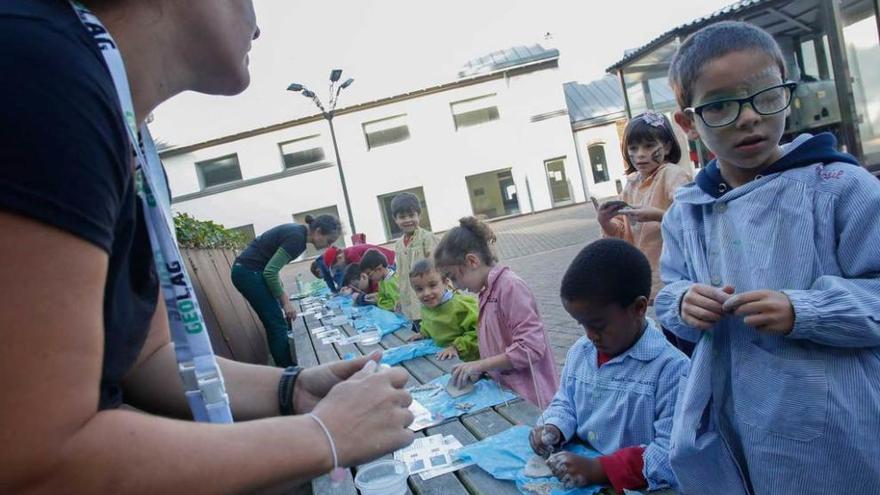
451, 361, 483, 388
681, 284, 735, 330
722, 290, 795, 335
547, 452, 607, 489
406, 332, 425, 342
529, 424, 562, 457
620, 206, 665, 223
597, 202, 627, 228
436, 345, 458, 360
364, 293, 378, 303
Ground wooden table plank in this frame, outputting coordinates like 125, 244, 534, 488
294, 303, 359, 495
461, 409, 517, 440
290, 315, 319, 368
495, 399, 542, 427
306, 317, 344, 364
428, 420, 523, 495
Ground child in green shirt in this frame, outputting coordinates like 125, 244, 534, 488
359, 249, 399, 311
406, 259, 479, 361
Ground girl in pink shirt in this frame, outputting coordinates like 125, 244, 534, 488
435, 217, 558, 407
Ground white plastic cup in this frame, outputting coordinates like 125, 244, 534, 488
354, 459, 408, 495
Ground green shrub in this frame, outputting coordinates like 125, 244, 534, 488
174, 212, 247, 249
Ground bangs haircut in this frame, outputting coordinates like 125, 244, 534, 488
409, 259, 437, 279
391, 192, 422, 217
669, 21, 786, 109
621, 114, 682, 173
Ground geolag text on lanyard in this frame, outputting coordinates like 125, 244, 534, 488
70, 2, 233, 424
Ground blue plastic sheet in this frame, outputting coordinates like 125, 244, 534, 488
325, 295, 353, 310
411, 374, 517, 421
456, 425, 603, 495
380, 340, 444, 366
351, 305, 410, 336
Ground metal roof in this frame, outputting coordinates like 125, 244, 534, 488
459, 44, 560, 78
563, 76, 626, 127
606, 0, 774, 72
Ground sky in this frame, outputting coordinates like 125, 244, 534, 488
151, 0, 733, 147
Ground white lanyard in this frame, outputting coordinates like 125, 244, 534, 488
70, 2, 233, 423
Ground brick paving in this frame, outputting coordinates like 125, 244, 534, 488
282, 203, 605, 373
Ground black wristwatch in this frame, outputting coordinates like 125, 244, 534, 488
278, 366, 303, 416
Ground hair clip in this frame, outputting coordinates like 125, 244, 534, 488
639, 111, 666, 128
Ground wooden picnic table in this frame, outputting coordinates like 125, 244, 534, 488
289, 298, 676, 495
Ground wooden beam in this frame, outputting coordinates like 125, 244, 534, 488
823, 0, 864, 160
768, 6, 815, 33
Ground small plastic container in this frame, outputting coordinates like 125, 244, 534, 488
354, 459, 408, 495
360, 331, 381, 346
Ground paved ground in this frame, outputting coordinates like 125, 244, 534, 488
493, 205, 601, 370
282, 203, 604, 372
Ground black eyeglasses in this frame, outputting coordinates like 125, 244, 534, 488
685, 82, 798, 128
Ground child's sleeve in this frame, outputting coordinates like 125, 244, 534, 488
597, 447, 646, 493
641, 355, 690, 491
541, 344, 582, 441
423, 231, 439, 259
452, 295, 479, 361
783, 169, 880, 347
499, 279, 551, 370
654, 204, 704, 343
377, 276, 399, 311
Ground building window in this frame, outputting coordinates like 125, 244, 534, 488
292, 206, 345, 259
229, 224, 256, 244
363, 115, 410, 150
466, 169, 519, 219
451, 94, 500, 130
377, 187, 432, 240
196, 154, 242, 189
279, 135, 326, 169
587, 145, 610, 184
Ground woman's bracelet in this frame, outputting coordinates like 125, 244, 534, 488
307, 412, 339, 471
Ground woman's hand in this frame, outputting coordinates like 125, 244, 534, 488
310, 362, 414, 467
293, 351, 381, 414
282, 299, 297, 320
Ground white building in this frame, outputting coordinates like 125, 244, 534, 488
161, 46, 637, 254
564, 75, 629, 199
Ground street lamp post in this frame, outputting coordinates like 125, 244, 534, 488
288, 71, 357, 238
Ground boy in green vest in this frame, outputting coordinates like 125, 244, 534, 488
359, 249, 399, 311
406, 259, 479, 361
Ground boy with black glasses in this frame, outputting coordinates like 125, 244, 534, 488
657, 20, 880, 495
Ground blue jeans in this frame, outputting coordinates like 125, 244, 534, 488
231, 263, 295, 367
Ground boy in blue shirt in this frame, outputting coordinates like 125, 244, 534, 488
530, 239, 688, 493
658, 21, 880, 494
